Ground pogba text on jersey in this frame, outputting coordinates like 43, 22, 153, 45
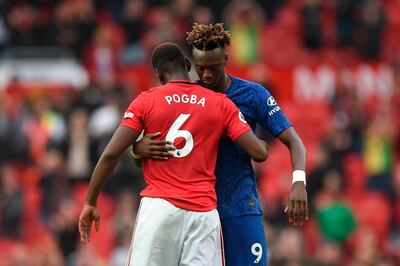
165, 93, 206, 107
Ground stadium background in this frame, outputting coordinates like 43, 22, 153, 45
0, 0, 399, 265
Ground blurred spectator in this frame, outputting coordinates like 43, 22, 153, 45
335, 0, 357, 47
389, 164, 400, 264
190, 5, 214, 26
120, 0, 146, 64
350, 228, 383, 266
83, 22, 125, 85
357, 0, 386, 59
322, 125, 352, 172
269, 228, 307, 265
0, 16, 8, 50
68, 244, 107, 266
47, 0, 96, 58
109, 229, 131, 266
196, 0, 230, 21
223, 0, 265, 65
307, 145, 336, 204
66, 109, 91, 180
0, 164, 24, 238
6, 2, 40, 46
140, 6, 180, 54
315, 170, 356, 243
363, 109, 395, 195
170, 0, 195, 40
0, 92, 29, 163
39, 149, 70, 221
257, 0, 285, 21
302, 0, 323, 49
48, 197, 80, 260
22, 97, 66, 164
110, 190, 138, 266
312, 240, 344, 266
88, 95, 121, 163
113, 190, 137, 234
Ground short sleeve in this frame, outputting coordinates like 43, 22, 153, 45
254, 85, 292, 137
120, 94, 146, 133
222, 96, 251, 141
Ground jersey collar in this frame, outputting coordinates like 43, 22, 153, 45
168, 80, 197, 85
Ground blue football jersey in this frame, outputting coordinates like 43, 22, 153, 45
216, 76, 292, 220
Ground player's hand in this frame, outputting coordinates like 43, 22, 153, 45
285, 181, 308, 225
78, 203, 100, 244
133, 132, 176, 160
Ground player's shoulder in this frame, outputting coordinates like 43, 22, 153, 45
202, 87, 230, 101
141, 85, 164, 95
134, 85, 166, 100
230, 76, 271, 95
191, 83, 227, 98
128, 86, 162, 107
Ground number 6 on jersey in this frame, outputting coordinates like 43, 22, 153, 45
166, 114, 193, 158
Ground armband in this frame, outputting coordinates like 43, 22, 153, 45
292, 170, 306, 186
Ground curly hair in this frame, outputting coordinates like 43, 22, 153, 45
186, 23, 231, 50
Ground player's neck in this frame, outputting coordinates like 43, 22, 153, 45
167, 72, 190, 83
219, 73, 231, 93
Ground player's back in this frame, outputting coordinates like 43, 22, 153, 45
121, 80, 250, 212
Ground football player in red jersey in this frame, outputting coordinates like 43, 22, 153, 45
78, 42, 268, 266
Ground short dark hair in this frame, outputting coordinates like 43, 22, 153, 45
186, 23, 231, 50
151, 42, 186, 73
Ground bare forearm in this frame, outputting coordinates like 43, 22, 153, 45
85, 156, 118, 206
288, 140, 306, 171
278, 127, 306, 171
236, 131, 268, 162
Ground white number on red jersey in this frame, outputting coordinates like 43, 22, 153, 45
166, 114, 193, 158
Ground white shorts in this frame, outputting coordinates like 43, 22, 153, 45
126, 197, 224, 266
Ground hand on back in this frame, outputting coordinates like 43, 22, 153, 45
133, 132, 176, 160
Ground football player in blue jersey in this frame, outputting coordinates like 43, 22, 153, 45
132, 23, 308, 266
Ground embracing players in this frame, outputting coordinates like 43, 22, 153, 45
78, 42, 268, 266
134, 23, 308, 266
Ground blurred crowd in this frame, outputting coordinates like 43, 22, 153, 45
0, 0, 400, 265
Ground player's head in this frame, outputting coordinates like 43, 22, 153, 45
151, 42, 191, 85
186, 23, 231, 91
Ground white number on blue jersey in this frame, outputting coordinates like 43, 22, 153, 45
251, 242, 263, 263
166, 114, 193, 158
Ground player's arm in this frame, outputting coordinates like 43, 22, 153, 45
278, 127, 308, 225
253, 85, 308, 225
235, 131, 268, 162
79, 126, 139, 244
223, 95, 268, 162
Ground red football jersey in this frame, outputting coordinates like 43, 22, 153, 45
120, 80, 251, 211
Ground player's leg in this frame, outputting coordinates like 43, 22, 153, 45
221, 215, 267, 266
179, 209, 224, 266
127, 197, 185, 266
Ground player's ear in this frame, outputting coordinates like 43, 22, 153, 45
224, 53, 228, 65
184, 58, 191, 72
154, 68, 165, 85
